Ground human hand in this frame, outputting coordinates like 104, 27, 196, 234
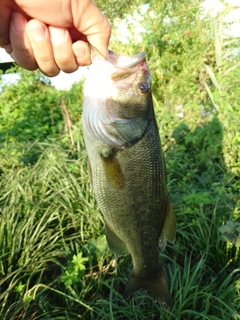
0, 0, 111, 76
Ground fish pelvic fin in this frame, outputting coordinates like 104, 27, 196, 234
105, 221, 129, 255
160, 200, 176, 251
123, 267, 171, 307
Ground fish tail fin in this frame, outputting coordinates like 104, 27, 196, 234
123, 266, 171, 307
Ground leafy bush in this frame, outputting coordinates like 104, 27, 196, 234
0, 68, 62, 142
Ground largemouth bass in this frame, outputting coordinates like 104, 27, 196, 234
82, 47, 176, 306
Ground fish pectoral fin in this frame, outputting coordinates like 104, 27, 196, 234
105, 221, 128, 255
159, 200, 176, 251
123, 265, 171, 307
100, 149, 125, 189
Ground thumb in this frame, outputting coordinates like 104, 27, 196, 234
86, 17, 111, 59
74, 1, 111, 59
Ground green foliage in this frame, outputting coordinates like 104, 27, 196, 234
0, 68, 85, 170
0, 67, 62, 142
86, 235, 108, 257
95, 0, 143, 22
0, 68, 63, 170
0, 1, 239, 319
219, 221, 240, 248
62, 80, 84, 123
61, 253, 89, 287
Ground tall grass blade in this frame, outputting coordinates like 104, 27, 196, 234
211, 17, 222, 67
204, 64, 220, 90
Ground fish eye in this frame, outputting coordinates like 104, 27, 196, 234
137, 82, 150, 94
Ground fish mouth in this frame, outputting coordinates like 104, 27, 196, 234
109, 51, 146, 81
108, 51, 146, 68
89, 43, 147, 82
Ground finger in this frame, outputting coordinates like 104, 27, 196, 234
0, 1, 27, 48
72, 40, 91, 66
0, 5, 11, 47
49, 26, 79, 73
85, 17, 111, 60
10, 12, 38, 70
74, 1, 111, 59
26, 19, 60, 77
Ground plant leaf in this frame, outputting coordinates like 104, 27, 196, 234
222, 63, 240, 78
226, 221, 236, 230
204, 82, 219, 110
211, 17, 222, 66
204, 64, 220, 90
219, 225, 232, 233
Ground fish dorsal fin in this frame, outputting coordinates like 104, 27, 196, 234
159, 201, 176, 251
105, 221, 129, 255
100, 148, 125, 189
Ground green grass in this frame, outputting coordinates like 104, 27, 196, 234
0, 81, 239, 319
0, 127, 239, 319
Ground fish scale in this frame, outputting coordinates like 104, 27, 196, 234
82, 46, 176, 306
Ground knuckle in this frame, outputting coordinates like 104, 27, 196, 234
40, 67, 60, 77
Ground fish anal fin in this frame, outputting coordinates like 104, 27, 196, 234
123, 266, 171, 307
100, 149, 125, 189
160, 200, 176, 251
105, 221, 128, 255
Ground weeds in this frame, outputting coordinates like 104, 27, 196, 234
0, 140, 239, 319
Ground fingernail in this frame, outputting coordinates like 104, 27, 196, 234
28, 25, 46, 41
74, 46, 86, 60
12, 12, 25, 32
50, 27, 67, 45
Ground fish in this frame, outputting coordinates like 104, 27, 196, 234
82, 46, 176, 306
